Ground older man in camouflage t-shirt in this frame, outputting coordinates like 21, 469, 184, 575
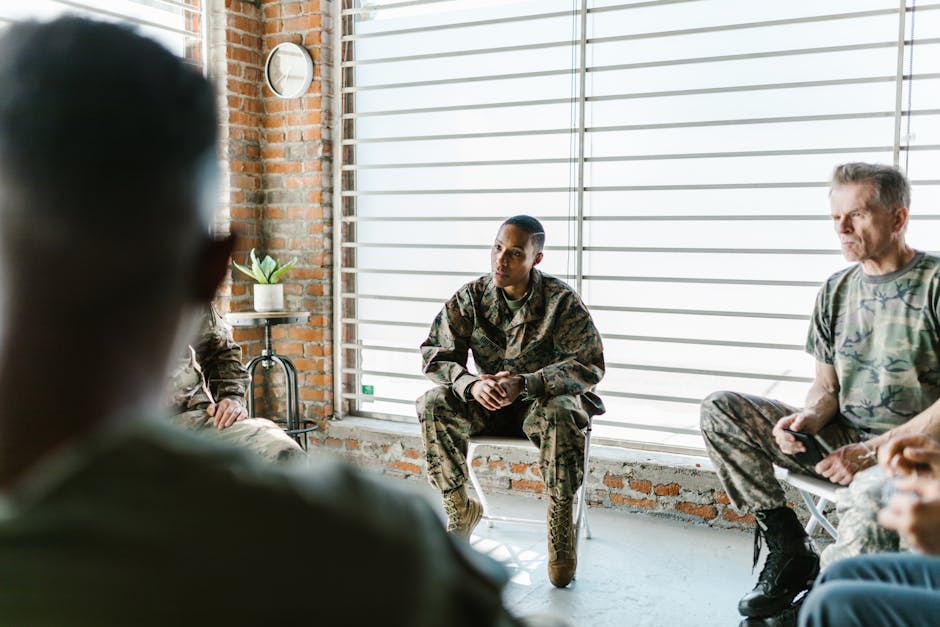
701, 163, 940, 620
417, 215, 605, 589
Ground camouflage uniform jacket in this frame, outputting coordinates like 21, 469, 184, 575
420, 269, 605, 403
166, 304, 249, 414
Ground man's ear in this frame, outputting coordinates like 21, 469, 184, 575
192, 234, 237, 302
894, 206, 910, 234
533, 251, 543, 267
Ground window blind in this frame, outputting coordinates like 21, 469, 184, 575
335, 0, 940, 455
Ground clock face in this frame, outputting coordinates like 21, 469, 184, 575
265, 43, 313, 99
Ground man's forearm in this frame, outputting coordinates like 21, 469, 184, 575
803, 379, 840, 430
869, 398, 940, 449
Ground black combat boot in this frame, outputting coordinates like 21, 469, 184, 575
738, 507, 819, 618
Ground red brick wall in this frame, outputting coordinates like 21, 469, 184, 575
216, 0, 333, 426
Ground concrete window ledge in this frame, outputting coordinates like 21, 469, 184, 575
310, 417, 825, 531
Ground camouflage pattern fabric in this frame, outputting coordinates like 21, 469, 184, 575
418, 269, 604, 498
806, 252, 940, 433
166, 304, 305, 464
701, 391, 860, 513
418, 387, 590, 498
819, 465, 902, 569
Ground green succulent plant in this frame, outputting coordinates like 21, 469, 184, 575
233, 248, 296, 284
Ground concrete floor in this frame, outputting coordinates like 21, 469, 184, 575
468, 492, 756, 627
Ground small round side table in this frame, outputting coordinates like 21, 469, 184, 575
225, 311, 318, 447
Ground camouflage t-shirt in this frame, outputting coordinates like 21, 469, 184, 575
806, 251, 940, 433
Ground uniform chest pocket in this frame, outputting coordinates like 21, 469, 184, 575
471, 327, 504, 351
522, 338, 554, 360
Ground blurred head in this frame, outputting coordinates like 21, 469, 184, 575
491, 215, 544, 294
829, 163, 911, 264
0, 17, 230, 327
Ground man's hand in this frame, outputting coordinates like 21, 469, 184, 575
815, 443, 876, 485
208, 397, 248, 430
879, 434, 940, 478
494, 372, 524, 406
878, 476, 940, 554
470, 374, 510, 411
772, 411, 822, 455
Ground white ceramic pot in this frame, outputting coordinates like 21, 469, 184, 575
253, 283, 284, 312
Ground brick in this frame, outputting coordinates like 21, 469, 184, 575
722, 509, 755, 525
344, 439, 359, 450
326, 437, 342, 448
611, 494, 655, 508
603, 473, 624, 489
510, 463, 528, 474
403, 448, 420, 460
654, 483, 680, 497
471, 457, 482, 468
629, 479, 652, 494
715, 491, 731, 505
288, 327, 323, 342
283, 15, 321, 32
488, 460, 505, 470
510, 479, 544, 494
675, 502, 717, 520
299, 388, 326, 401
388, 461, 421, 475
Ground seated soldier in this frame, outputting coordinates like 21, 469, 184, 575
0, 17, 532, 626
166, 303, 305, 464
417, 215, 605, 589
701, 163, 940, 621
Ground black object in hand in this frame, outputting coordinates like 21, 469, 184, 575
783, 428, 828, 466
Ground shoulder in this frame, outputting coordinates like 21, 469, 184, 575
451, 275, 490, 303
537, 271, 585, 309
914, 252, 940, 275
816, 263, 860, 300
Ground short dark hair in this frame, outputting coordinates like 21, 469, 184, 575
831, 163, 911, 213
0, 17, 217, 230
502, 215, 545, 252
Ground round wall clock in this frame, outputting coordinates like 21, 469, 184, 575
264, 42, 314, 99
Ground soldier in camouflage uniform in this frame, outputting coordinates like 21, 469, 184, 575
166, 304, 305, 464
417, 215, 605, 589
701, 163, 940, 622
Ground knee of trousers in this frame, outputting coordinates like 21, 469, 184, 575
529, 394, 590, 429
416, 385, 461, 419
699, 390, 744, 433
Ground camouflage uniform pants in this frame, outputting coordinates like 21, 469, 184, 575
172, 410, 307, 465
820, 465, 902, 568
700, 390, 861, 513
417, 386, 589, 499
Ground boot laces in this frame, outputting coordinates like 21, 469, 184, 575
443, 492, 464, 526
549, 497, 572, 553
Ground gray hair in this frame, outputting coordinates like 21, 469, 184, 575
831, 163, 911, 213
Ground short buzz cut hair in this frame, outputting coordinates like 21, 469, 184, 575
831, 163, 911, 213
501, 215, 545, 252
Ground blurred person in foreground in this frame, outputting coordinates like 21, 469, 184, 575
799, 434, 940, 626
0, 17, 545, 626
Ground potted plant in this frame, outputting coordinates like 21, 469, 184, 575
233, 249, 297, 312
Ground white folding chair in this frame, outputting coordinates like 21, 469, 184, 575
466, 419, 593, 547
774, 466, 841, 540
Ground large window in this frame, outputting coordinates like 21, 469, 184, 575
336, 0, 940, 454
0, 0, 205, 67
